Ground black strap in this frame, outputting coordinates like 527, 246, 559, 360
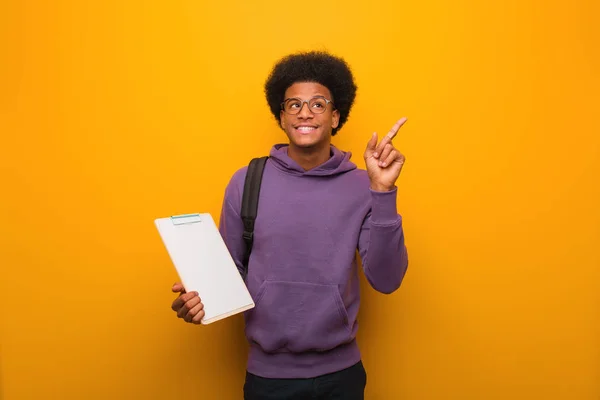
240, 156, 269, 274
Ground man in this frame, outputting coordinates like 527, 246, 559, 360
171, 50, 409, 399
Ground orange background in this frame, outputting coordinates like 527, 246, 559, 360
1, 0, 599, 399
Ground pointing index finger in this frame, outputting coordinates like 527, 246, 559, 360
373, 117, 409, 158
386, 117, 408, 140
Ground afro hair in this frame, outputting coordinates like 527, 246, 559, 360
264, 51, 357, 136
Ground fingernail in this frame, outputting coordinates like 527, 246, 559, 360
373, 152, 378, 158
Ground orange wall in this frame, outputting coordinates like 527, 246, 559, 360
1, 0, 599, 399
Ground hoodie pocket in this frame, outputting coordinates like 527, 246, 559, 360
246, 280, 353, 353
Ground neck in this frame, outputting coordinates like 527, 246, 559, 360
287, 141, 332, 171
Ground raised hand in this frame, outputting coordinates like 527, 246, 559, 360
364, 117, 407, 192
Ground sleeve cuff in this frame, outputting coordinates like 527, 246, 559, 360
369, 186, 401, 225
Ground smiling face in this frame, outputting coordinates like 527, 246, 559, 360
280, 82, 340, 150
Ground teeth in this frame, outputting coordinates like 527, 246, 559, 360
297, 126, 316, 132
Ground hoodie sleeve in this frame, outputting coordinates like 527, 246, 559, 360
358, 187, 409, 294
218, 172, 247, 277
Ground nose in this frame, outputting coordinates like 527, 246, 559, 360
297, 102, 314, 119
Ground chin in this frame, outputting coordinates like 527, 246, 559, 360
290, 138, 323, 150
287, 131, 329, 149
294, 139, 319, 148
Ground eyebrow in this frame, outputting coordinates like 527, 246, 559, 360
285, 94, 327, 99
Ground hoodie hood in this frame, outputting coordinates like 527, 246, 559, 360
268, 144, 357, 177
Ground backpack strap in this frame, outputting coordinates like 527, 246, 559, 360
240, 156, 269, 275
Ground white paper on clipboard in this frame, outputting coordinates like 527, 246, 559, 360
154, 213, 254, 324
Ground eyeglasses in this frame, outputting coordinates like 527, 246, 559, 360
280, 96, 335, 115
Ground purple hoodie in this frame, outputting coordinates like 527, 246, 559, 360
219, 144, 408, 379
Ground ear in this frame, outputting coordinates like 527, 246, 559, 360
331, 109, 340, 129
280, 110, 286, 129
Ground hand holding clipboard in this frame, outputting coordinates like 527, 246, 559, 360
155, 213, 255, 325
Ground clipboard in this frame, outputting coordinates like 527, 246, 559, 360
155, 213, 255, 324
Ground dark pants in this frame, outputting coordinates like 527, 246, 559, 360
243, 360, 367, 400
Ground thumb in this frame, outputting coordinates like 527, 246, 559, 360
365, 132, 378, 155
172, 282, 186, 293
